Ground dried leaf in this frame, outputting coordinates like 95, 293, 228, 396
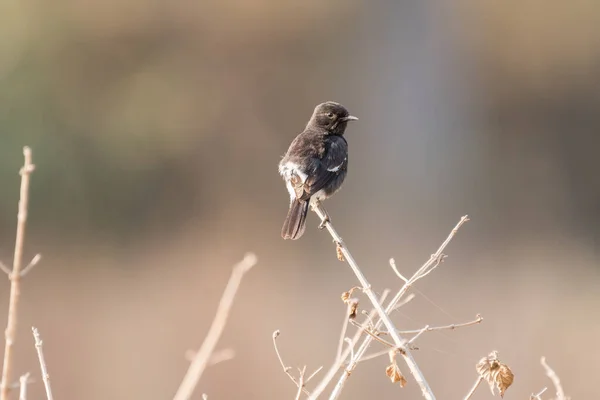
341, 291, 350, 302
495, 364, 514, 398
341, 287, 359, 303
336, 243, 345, 261
385, 363, 407, 387
476, 351, 514, 398
348, 300, 358, 319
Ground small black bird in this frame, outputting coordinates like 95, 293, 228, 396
279, 101, 358, 240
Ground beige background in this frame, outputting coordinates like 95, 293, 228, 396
0, 1, 598, 399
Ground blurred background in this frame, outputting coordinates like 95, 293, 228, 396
0, 0, 599, 398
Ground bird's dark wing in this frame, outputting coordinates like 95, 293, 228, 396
301, 135, 348, 199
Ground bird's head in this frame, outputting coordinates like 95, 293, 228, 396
307, 101, 358, 135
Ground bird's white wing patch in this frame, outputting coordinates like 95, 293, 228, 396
279, 161, 308, 182
327, 157, 346, 172
279, 161, 309, 204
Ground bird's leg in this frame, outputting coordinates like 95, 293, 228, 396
311, 199, 331, 229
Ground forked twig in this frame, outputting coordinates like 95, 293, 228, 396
359, 315, 482, 363
325, 215, 470, 400
295, 366, 307, 400
312, 202, 442, 400
272, 331, 319, 397
530, 387, 547, 400
172, 253, 257, 400
309, 290, 390, 399
1, 147, 37, 400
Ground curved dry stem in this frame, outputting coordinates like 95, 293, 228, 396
172, 253, 257, 400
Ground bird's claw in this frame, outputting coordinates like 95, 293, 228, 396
319, 217, 329, 229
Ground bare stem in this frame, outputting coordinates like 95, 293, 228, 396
309, 290, 390, 399
326, 215, 469, 400
172, 253, 257, 400
185, 348, 235, 366
395, 314, 483, 335
1, 147, 36, 400
541, 357, 567, 400
463, 376, 483, 400
407, 326, 429, 345
312, 203, 439, 400
335, 303, 352, 363
295, 366, 307, 400
32, 327, 53, 400
530, 387, 547, 400
272, 331, 314, 396
18, 373, 30, 400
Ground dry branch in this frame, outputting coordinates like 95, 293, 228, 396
541, 357, 568, 400
32, 327, 53, 400
308, 290, 391, 399
272, 330, 322, 397
530, 387, 548, 400
319, 213, 470, 400
295, 366, 307, 400
311, 202, 444, 400
18, 373, 30, 400
172, 253, 257, 400
0, 147, 38, 400
395, 314, 483, 335
463, 376, 483, 400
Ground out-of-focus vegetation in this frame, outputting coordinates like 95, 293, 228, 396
0, 1, 598, 399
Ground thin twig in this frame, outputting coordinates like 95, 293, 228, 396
309, 290, 390, 399
295, 366, 307, 400
336, 303, 352, 363
541, 357, 567, 400
343, 338, 354, 361
305, 366, 323, 384
395, 314, 483, 335
19, 254, 41, 278
389, 258, 408, 283
357, 348, 391, 363
272, 331, 312, 396
390, 293, 415, 312
348, 319, 395, 348
327, 215, 469, 400
312, 203, 438, 400
172, 253, 257, 400
18, 373, 30, 400
185, 348, 235, 366
0, 263, 10, 277
463, 376, 483, 400
407, 326, 429, 345
32, 327, 53, 400
530, 387, 547, 400
1, 147, 36, 400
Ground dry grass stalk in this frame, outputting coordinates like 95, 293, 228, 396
541, 357, 569, 400
172, 253, 257, 400
32, 328, 53, 400
0, 147, 40, 400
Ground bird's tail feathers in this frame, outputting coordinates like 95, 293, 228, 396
281, 199, 309, 240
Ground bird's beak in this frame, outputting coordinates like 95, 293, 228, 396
342, 115, 358, 122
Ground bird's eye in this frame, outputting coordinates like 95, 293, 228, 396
327, 113, 335, 119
